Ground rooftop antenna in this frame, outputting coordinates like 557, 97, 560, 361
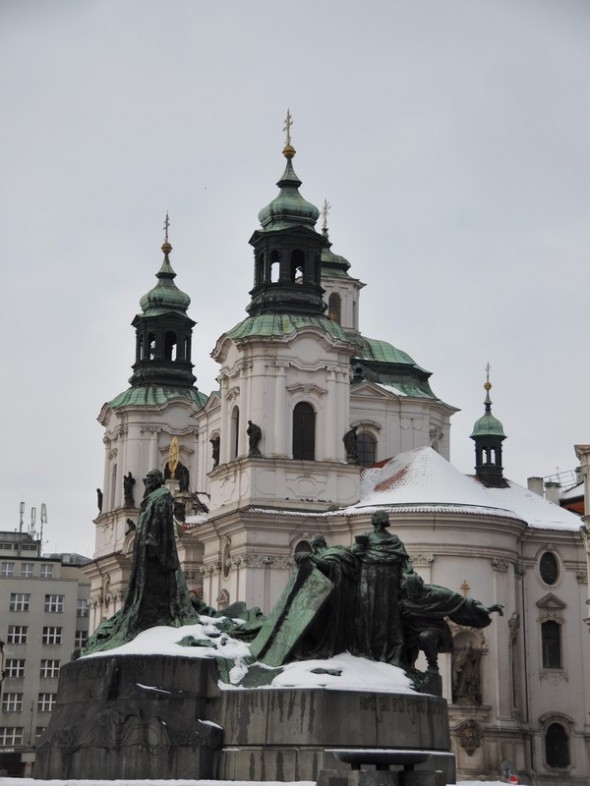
19, 500, 25, 535
40, 503, 47, 557
30, 507, 37, 537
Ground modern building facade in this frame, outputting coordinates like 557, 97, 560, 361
0, 531, 90, 777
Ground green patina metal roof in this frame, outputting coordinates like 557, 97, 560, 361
470, 387, 506, 438
139, 243, 191, 317
257, 155, 320, 232
351, 335, 417, 366
226, 313, 349, 342
109, 385, 207, 410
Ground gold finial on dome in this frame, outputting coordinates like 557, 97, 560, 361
161, 211, 172, 254
282, 108, 296, 158
484, 361, 492, 391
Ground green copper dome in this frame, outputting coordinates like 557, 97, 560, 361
139, 241, 191, 316
470, 386, 505, 438
257, 150, 320, 232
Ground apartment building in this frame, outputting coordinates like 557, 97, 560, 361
0, 531, 90, 776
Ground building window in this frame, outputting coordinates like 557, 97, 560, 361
357, 432, 377, 467
292, 402, 316, 460
35, 727, 47, 741
40, 564, 54, 579
541, 621, 562, 669
37, 693, 56, 712
540, 552, 559, 585
7, 626, 27, 645
74, 630, 88, 649
44, 594, 65, 613
1, 562, 15, 577
222, 543, 231, 579
1, 693, 23, 712
77, 598, 89, 617
21, 563, 34, 577
5, 659, 25, 679
545, 722, 570, 768
0, 727, 23, 746
328, 292, 342, 323
39, 659, 60, 679
9, 593, 30, 612
42, 626, 62, 645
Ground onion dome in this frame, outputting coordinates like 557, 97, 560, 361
139, 239, 191, 317
257, 144, 320, 232
470, 379, 506, 439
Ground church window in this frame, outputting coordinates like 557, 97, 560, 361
293, 402, 315, 460
545, 723, 570, 768
540, 552, 559, 585
148, 332, 156, 360
357, 432, 377, 467
164, 331, 177, 361
541, 620, 562, 669
270, 250, 280, 282
294, 540, 312, 556
290, 249, 305, 283
328, 293, 341, 323
138, 334, 144, 361
255, 252, 264, 287
230, 406, 240, 459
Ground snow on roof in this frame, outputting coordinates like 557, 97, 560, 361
352, 446, 581, 533
560, 481, 584, 501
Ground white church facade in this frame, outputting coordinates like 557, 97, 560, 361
85, 135, 590, 785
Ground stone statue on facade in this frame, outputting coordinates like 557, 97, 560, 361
84, 469, 197, 653
123, 472, 136, 507
210, 435, 220, 467
247, 420, 262, 456
96, 488, 103, 513
452, 643, 482, 705
343, 425, 359, 464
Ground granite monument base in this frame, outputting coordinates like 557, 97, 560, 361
212, 688, 455, 783
34, 654, 222, 780
35, 654, 454, 784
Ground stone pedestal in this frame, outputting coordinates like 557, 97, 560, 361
34, 655, 221, 780
212, 688, 454, 783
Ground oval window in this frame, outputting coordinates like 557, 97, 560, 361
540, 552, 559, 585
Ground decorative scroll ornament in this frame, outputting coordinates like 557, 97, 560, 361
455, 718, 484, 756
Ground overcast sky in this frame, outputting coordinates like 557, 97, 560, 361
1, 0, 589, 556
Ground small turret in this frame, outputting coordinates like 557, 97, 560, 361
470, 364, 507, 487
129, 215, 196, 388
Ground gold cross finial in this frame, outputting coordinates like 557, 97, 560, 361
484, 362, 492, 392
283, 109, 293, 147
460, 579, 470, 598
321, 199, 331, 232
163, 211, 171, 242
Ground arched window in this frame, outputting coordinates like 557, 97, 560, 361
164, 331, 177, 361
541, 620, 562, 668
222, 543, 231, 579
230, 406, 240, 459
255, 252, 264, 287
293, 402, 315, 460
270, 250, 280, 282
357, 432, 377, 467
540, 552, 559, 585
545, 723, 570, 768
138, 334, 144, 361
328, 292, 341, 323
294, 540, 312, 556
290, 249, 305, 283
148, 332, 156, 360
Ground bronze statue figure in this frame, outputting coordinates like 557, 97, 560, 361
247, 420, 262, 456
